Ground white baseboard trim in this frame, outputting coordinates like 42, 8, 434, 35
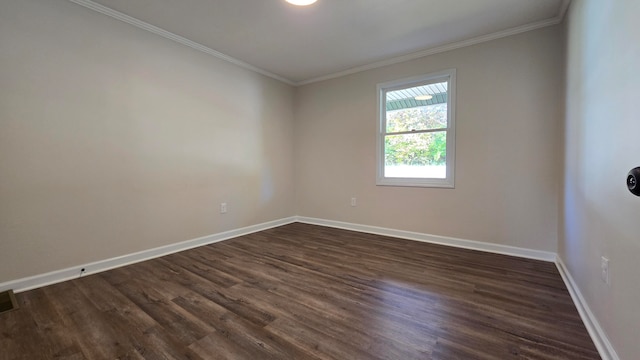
0, 217, 297, 294
2, 215, 615, 360
295, 216, 557, 262
296, 217, 617, 359
555, 258, 619, 360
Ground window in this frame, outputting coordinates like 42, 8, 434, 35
377, 69, 456, 188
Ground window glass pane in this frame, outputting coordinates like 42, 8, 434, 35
386, 103, 447, 133
385, 81, 448, 133
384, 132, 447, 179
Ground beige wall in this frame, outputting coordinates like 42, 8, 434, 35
0, 0, 295, 282
562, 0, 640, 358
295, 26, 564, 252
3, 2, 636, 356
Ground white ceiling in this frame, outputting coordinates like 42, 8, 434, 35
76, 0, 568, 85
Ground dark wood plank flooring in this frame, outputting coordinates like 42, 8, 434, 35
0, 223, 600, 359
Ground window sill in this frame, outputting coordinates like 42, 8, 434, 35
376, 178, 455, 188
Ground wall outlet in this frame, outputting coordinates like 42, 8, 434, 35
601, 256, 609, 284
350, 197, 357, 207
220, 203, 227, 214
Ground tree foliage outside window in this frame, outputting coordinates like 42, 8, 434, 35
384, 104, 447, 166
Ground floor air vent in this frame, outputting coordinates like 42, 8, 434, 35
0, 290, 18, 314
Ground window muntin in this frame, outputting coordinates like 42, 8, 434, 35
377, 70, 456, 188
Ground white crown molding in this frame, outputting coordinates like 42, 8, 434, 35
558, 0, 572, 22
67, 0, 295, 86
296, 216, 557, 262
69, 0, 569, 87
297, 15, 564, 86
0, 217, 297, 293
555, 258, 619, 360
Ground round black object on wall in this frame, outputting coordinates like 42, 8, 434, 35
627, 167, 640, 196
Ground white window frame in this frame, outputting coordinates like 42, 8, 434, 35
376, 69, 456, 188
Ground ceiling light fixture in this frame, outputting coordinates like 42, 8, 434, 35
285, 0, 318, 6
415, 95, 433, 101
